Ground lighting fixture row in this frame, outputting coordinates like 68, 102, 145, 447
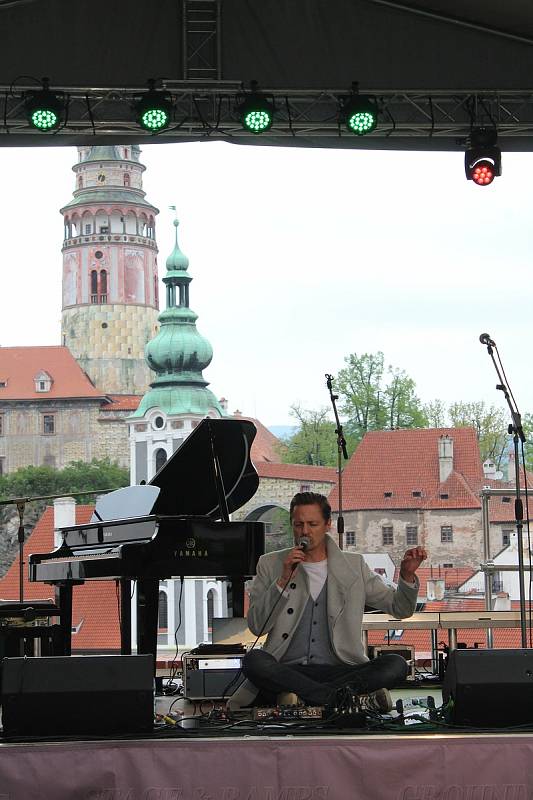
22, 79, 503, 186
22, 78, 379, 136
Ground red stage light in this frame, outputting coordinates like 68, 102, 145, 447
472, 161, 495, 186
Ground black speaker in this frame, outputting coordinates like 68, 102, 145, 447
443, 649, 533, 727
1, 655, 154, 737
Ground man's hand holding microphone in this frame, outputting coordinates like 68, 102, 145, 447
276, 537, 309, 589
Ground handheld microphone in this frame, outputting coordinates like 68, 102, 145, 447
479, 332, 496, 347
298, 536, 310, 552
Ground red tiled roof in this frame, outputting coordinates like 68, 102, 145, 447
391, 567, 476, 597
101, 395, 141, 411
0, 505, 120, 651
256, 462, 337, 482
232, 414, 285, 463
0, 346, 106, 400
329, 427, 484, 511
483, 478, 533, 523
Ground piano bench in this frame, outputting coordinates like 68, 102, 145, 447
0, 624, 65, 660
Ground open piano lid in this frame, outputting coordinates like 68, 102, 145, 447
148, 417, 259, 520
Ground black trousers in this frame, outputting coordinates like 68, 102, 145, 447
242, 649, 408, 706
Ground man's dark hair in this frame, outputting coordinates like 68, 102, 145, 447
289, 492, 331, 522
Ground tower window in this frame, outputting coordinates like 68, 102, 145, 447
0, 415, 3, 435
155, 448, 167, 472
85, 224, 92, 234
78, 176, 83, 189
124, 173, 130, 187
158, 590, 168, 630
94, 250, 103, 260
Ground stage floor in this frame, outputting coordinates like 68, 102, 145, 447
1, 728, 533, 799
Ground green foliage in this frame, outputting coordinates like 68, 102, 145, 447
520, 413, 533, 473
447, 401, 508, 467
263, 507, 293, 553
0, 459, 129, 504
336, 351, 427, 445
281, 405, 355, 467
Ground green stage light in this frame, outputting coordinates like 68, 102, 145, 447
135, 83, 173, 132
25, 80, 63, 131
342, 91, 378, 136
237, 84, 274, 133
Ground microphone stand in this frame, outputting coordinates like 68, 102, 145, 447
480, 335, 528, 647
325, 374, 349, 548
0, 487, 117, 605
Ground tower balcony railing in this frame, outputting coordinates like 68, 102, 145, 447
62, 233, 157, 249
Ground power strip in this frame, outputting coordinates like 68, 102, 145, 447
252, 705, 324, 720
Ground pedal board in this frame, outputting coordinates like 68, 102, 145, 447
252, 704, 324, 721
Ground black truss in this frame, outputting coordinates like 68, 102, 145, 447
3, 84, 533, 149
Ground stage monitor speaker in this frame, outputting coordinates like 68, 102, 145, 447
1, 654, 154, 737
442, 648, 533, 727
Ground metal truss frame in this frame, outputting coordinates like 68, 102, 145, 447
3, 84, 533, 147
182, 0, 222, 81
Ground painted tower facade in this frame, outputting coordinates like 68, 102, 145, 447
60, 145, 160, 395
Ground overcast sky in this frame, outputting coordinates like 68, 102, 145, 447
1, 141, 531, 427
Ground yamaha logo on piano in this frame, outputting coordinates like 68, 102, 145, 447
176, 538, 209, 558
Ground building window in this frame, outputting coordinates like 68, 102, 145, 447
382, 526, 393, 545
345, 531, 356, 546
158, 591, 168, 631
34, 371, 52, 392
0, 415, 3, 435
502, 530, 512, 547
43, 414, 55, 435
384, 491, 393, 498
441, 525, 453, 543
124, 173, 130, 187
406, 526, 418, 545
443, 563, 453, 568
412, 491, 422, 498
85, 224, 92, 234
0, 457, 4, 476
207, 589, 215, 634
155, 448, 167, 472
300, 483, 311, 493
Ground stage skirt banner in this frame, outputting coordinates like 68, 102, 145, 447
0, 735, 533, 799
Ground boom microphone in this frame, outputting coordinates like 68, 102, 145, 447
479, 332, 496, 346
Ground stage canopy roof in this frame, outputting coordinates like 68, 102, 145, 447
2, 0, 533, 150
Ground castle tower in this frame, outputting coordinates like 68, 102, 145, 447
129, 216, 224, 484
60, 145, 160, 395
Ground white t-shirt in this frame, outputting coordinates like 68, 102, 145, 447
300, 559, 328, 601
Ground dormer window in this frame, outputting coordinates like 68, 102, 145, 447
34, 370, 52, 392
440, 493, 449, 500
412, 491, 422, 497
384, 491, 393, 498
0, 380, 6, 388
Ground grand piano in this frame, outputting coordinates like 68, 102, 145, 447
29, 418, 265, 661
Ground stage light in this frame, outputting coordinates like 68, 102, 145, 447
465, 128, 501, 186
342, 87, 378, 136
135, 81, 173, 132
25, 78, 63, 131
236, 83, 274, 133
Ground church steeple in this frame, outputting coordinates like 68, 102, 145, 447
129, 216, 224, 484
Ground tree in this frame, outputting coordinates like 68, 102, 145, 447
423, 398, 448, 428
448, 401, 509, 467
336, 351, 427, 445
280, 405, 354, 467
0, 459, 129, 504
